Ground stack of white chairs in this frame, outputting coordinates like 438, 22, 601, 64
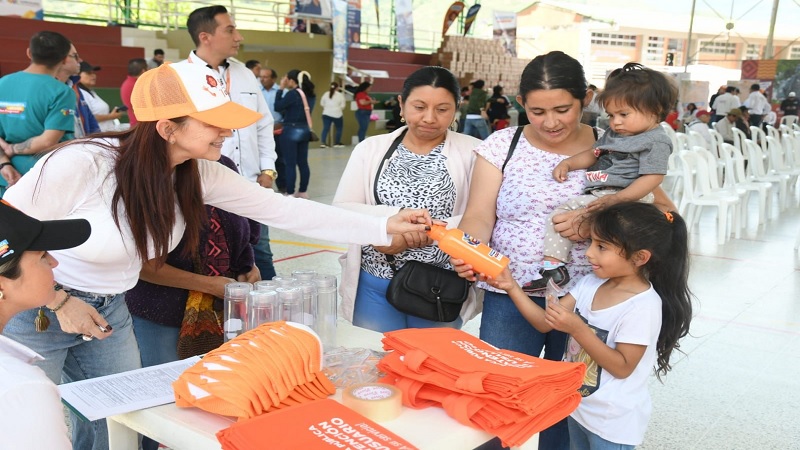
718, 143, 773, 227
677, 150, 741, 245
661, 122, 682, 199
745, 140, 791, 211
766, 135, 800, 206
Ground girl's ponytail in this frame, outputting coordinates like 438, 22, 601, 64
645, 210, 693, 380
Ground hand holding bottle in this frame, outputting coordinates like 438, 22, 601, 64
386, 208, 432, 235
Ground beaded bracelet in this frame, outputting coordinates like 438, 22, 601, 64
49, 292, 72, 313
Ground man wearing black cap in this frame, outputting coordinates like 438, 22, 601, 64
0, 201, 92, 449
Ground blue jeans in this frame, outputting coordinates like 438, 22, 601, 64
355, 109, 371, 142
253, 224, 276, 280
278, 124, 311, 195
274, 130, 285, 192
131, 316, 180, 450
321, 114, 344, 145
480, 289, 570, 450
463, 117, 491, 139
131, 315, 179, 450
568, 417, 634, 450
3, 290, 141, 450
352, 270, 462, 332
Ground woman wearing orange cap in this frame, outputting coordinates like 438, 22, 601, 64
1, 63, 432, 450
0, 202, 90, 449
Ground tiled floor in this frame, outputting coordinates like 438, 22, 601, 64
275, 144, 800, 449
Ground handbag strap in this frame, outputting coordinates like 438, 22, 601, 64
295, 88, 313, 128
373, 128, 409, 206
501, 125, 598, 173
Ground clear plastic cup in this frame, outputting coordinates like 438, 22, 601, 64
291, 270, 317, 281
298, 282, 318, 327
223, 282, 252, 341
277, 287, 304, 323
247, 290, 277, 330
254, 280, 278, 292
313, 274, 338, 349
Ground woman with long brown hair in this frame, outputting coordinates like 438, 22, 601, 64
1, 63, 431, 450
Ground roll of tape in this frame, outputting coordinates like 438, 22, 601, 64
342, 383, 402, 422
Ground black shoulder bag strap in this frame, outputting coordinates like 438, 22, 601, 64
373, 128, 408, 206
501, 126, 525, 173
372, 128, 408, 272
500, 125, 599, 173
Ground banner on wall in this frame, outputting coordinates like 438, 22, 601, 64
462, 4, 481, 35
347, 0, 361, 47
396, 0, 415, 52
0, 0, 43, 19
493, 10, 517, 57
294, 0, 332, 19
332, 0, 348, 73
442, 2, 465, 37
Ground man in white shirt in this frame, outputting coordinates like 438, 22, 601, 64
743, 83, 769, 127
712, 86, 741, 123
714, 108, 741, 144
181, 5, 278, 282
687, 109, 713, 147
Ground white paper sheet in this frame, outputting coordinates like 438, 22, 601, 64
58, 356, 201, 421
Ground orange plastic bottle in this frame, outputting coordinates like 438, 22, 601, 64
427, 225, 509, 278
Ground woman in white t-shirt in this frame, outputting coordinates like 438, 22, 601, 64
320, 82, 347, 147
77, 61, 125, 131
487, 202, 694, 448
0, 202, 91, 450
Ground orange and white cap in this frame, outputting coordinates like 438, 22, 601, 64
131, 63, 262, 129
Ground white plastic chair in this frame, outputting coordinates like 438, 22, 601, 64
675, 132, 690, 152
780, 115, 798, 127
746, 140, 790, 211
677, 150, 741, 245
766, 124, 782, 142
731, 127, 749, 157
687, 130, 709, 151
750, 126, 768, 153
719, 143, 773, 226
661, 123, 682, 199
661, 122, 678, 151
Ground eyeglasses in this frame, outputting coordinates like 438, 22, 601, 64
68, 53, 80, 61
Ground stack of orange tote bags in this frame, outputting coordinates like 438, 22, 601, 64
379, 327, 586, 448
172, 321, 335, 419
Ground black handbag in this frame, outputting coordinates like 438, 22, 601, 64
376, 130, 470, 322
385, 257, 470, 323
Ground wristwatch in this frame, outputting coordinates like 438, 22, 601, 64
261, 169, 278, 181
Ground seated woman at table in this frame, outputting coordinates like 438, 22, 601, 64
334, 66, 481, 333
0, 202, 91, 449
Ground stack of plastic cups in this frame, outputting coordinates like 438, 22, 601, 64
224, 282, 252, 341
313, 274, 337, 350
247, 290, 278, 330
297, 282, 318, 328
277, 287, 304, 323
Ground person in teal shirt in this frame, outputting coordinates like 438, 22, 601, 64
0, 31, 76, 197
